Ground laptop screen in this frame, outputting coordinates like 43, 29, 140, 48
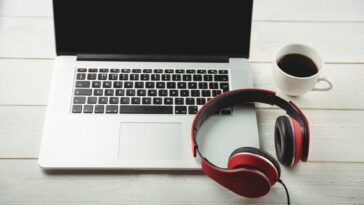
53, 0, 253, 58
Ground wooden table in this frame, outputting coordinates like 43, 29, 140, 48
1, 0, 364, 204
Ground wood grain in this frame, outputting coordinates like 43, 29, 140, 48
0, 160, 363, 204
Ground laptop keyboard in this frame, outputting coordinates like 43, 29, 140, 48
72, 68, 230, 114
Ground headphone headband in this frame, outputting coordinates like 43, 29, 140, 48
191, 89, 308, 159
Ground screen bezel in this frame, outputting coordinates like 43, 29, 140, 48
52, 0, 253, 59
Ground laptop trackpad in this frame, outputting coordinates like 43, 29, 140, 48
118, 122, 183, 160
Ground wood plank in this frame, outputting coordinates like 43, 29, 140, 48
0, 17, 55, 59
0, 59, 53, 105
0, 160, 363, 204
0, 0, 52, 17
1, 106, 363, 163
254, 0, 364, 22
1, 59, 363, 110
1, 16, 363, 63
2, 0, 364, 23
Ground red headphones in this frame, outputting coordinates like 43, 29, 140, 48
191, 89, 310, 198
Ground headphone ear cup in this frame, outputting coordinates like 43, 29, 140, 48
274, 116, 295, 166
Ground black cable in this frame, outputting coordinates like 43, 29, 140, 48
277, 179, 290, 205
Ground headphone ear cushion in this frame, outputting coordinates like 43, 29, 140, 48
275, 116, 295, 166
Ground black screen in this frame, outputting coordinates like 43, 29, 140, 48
53, 0, 253, 57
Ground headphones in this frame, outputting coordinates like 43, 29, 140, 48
191, 89, 310, 198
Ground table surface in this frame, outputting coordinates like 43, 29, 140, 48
1, 0, 364, 204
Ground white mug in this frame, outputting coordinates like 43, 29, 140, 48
272, 44, 333, 96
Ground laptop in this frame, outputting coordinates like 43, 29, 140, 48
39, 0, 259, 169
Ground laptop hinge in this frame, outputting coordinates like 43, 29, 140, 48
77, 54, 229, 63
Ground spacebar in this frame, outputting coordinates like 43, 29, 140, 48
119, 106, 173, 114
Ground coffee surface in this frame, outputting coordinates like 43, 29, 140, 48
278, 54, 318, 77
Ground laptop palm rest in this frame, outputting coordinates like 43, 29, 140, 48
118, 122, 183, 160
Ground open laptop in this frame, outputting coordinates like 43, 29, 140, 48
39, 0, 259, 169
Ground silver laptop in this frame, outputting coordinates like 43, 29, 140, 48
39, 0, 259, 169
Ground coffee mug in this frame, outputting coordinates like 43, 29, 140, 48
272, 44, 333, 96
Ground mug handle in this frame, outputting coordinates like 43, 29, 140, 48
312, 76, 333, 91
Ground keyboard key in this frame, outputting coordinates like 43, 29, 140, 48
151, 74, 160, 81
175, 106, 187, 114
208, 70, 217, 74
154, 69, 163, 73
162, 74, 171, 81
188, 82, 197, 89
212, 90, 222, 96
94, 89, 103, 96
72, 105, 82, 113
165, 69, 174, 73
137, 89, 146, 96
220, 83, 230, 92
180, 90, 189, 97
197, 98, 206, 105
209, 82, 218, 89
111, 68, 120, 73
121, 69, 130, 73
114, 81, 122, 88
193, 75, 202, 81
88, 68, 98, 72
175, 98, 184, 105
130, 74, 139, 80
116, 89, 125, 96
188, 106, 198, 114
105, 89, 114, 96
172, 74, 181, 81
103, 81, 112, 88
75, 89, 92, 96
135, 82, 144, 88
177, 82, 186, 89
169, 90, 178, 96
146, 82, 155, 88
186, 70, 195, 74
158, 90, 168, 96
75, 81, 90, 88
92, 81, 101, 88
142, 97, 152, 104
141, 74, 149, 80
98, 97, 108, 104
186, 98, 195, 105
109, 74, 118, 80
219, 70, 228, 74
106, 105, 118, 114
202, 90, 211, 97
197, 70, 206, 74
204, 75, 213, 81
95, 105, 105, 113
148, 90, 157, 96
100, 68, 109, 73
143, 69, 152, 73
77, 68, 87, 72
214, 75, 229, 81
131, 97, 141, 104
126, 89, 136, 96
153, 98, 162, 104
110, 97, 119, 104
191, 90, 200, 97
76, 73, 86, 80
164, 98, 173, 104
156, 82, 165, 88
83, 105, 93, 113
167, 82, 176, 89
199, 82, 208, 89
87, 73, 96, 80
87, 97, 97, 104
119, 105, 173, 114
119, 74, 128, 80
124, 82, 133, 88
73, 97, 86, 104
183, 75, 192, 81
132, 69, 141, 73
98, 74, 107, 80
176, 69, 184, 73
120, 97, 130, 104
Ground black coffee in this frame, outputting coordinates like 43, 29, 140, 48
278, 54, 318, 77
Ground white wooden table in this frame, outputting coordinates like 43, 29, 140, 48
1, 0, 364, 204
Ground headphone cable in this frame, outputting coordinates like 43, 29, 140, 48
277, 179, 290, 205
